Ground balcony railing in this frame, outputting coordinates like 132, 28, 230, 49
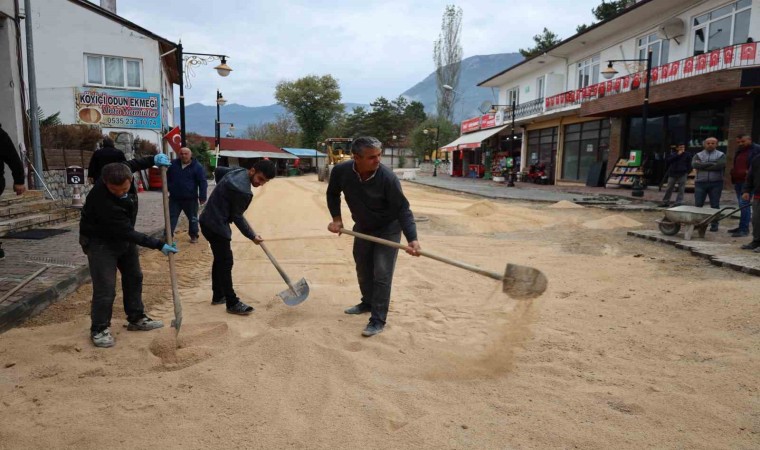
545, 42, 760, 112
513, 97, 544, 119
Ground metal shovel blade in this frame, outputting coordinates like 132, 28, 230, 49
278, 278, 310, 306
503, 264, 548, 300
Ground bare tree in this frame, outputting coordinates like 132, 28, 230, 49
434, 5, 463, 123
244, 114, 302, 148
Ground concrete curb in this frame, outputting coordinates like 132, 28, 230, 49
628, 230, 760, 277
0, 228, 165, 333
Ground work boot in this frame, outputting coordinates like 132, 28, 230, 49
211, 295, 226, 305
127, 316, 164, 331
740, 241, 760, 250
226, 300, 254, 315
731, 230, 749, 237
344, 303, 371, 315
362, 320, 384, 337
91, 328, 115, 348
727, 227, 741, 233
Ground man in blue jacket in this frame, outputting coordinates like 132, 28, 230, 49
199, 160, 276, 315
167, 147, 208, 243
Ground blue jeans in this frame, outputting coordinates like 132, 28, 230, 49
694, 181, 723, 230
352, 222, 401, 325
734, 183, 752, 232
169, 197, 199, 238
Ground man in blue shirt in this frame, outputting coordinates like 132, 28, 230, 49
326, 137, 421, 337
167, 147, 208, 243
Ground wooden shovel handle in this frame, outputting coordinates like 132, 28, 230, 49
258, 242, 296, 290
339, 228, 502, 281
160, 167, 182, 331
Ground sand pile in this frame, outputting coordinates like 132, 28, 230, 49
149, 322, 229, 370
582, 214, 642, 230
462, 200, 497, 217
548, 200, 584, 209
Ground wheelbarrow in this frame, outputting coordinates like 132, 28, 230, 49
656, 204, 751, 240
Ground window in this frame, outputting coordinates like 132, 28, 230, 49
527, 127, 557, 183
561, 119, 609, 181
692, 0, 752, 56
506, 87, 519, 106
638, 33, 670, 66
85, 54, 143, 89
576, 55, 600, 89
536, 76, 545, 100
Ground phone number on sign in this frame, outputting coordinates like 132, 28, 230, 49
103, 117, 158, 127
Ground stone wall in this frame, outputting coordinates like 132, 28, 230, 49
42, 169, 92, 200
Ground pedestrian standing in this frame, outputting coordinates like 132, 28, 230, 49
79, 155, 177, 348
326, 137, 421, 337
0, 124, 26, 260
167, 147, 208, 243
87, 137, 126, 184
658, 143, 692, 208
692, 137, 726, 232
199, 160, 276, 315
740, 153, 760, 252
728, 134, 760, 237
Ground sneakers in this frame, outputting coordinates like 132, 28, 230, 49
91, 328, 115, 348
731, 230, 749, 237
741, 241, 760, 250
211, 295, 226, 305
344, 303, 371, 315
190, 236, 198, 244
127, 316, 164, 331
362, 321, 385, 337
226, 300, 254, 315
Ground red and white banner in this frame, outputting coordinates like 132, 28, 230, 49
460, 117, 481, 134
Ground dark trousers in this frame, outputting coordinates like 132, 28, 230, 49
734, 183, 752, 232
81, 237, 145, 333
695, 181, 723, 230
752, 199, 760, 243
200, 225, 237, 305
662, 174, 687, 205
352, 223, 401, 325
169, 197, 199, 238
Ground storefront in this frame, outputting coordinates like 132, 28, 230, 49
561, 119, 610, 182
526, 127, 558, 184
441, 125, 509, 177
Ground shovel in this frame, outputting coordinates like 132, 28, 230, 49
340, 229, 547, 300
258, 242, 310, 306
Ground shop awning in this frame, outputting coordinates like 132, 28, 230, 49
282, 148, 328, 158
219, 150, 297, 159
440, 125, 508, 152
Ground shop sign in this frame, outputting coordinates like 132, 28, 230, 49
480, 113, 497, 129
461, 117, 481, 134
75, 88, 161, 130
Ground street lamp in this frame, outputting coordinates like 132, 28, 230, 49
391, 134, 397, 168
423, 126, 440, 176
601, 49, 653, 197
162, 42, 233, 146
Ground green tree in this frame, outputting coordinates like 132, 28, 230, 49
244, 114, 302, 148
577, 1, 637, 33
275, 75, 343, 149
409, 117, 458, 161
519, 28, 561, 58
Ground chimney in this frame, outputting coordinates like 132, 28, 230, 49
100, 0, 116, 14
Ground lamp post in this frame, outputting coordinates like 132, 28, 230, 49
423, 126, 440, 176
165, 42, 233, 147
601, 49, 653, 197
215, 89, 227, 153
390, 134, 396, 168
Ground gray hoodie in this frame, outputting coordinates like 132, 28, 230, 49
199, 167, 256, 241
692, 149, 726, 183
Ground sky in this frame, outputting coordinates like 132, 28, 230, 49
112, 0, 602, 107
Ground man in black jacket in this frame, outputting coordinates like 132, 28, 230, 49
0, 124, 26, 260
79, 155, 177, 348
87, 137, 126, 184
326, 137, 421, 337
199, 159, 276, 315
740, 154, 760, 252
658, 143, 692, 207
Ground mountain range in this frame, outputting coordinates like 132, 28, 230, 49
176, 53, 523, 137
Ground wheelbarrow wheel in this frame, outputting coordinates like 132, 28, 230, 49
658, 219, 681, 236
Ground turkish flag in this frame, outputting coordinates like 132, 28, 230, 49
588, 84, 598, 97
651, 67, 659, 82
683, 58, 694, 73
696, 54, 708, 70
566, 91, 575, 102
163, 126, 182, 153
631, 73, 641, 89
598, 83, 606, 98
723, 46, 735, 64
670, 61, 680, 76
614, 78, 622, 91
709, 50, 721, 67
623, 76, 630, 89
661, 65, 669, 78
740, 42, 757, 61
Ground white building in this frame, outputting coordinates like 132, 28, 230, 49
446, 0, 760, 188
1, 0, 178, 181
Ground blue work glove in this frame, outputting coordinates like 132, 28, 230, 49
160, 243, 178, 256
154, 153, 171, 167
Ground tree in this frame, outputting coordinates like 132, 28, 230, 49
185, 132, 213, 173
274, 75, 343, 149
243, 114, 302, 148
519, 28, 561, 58
434, 5, 463, 122
576, 0, 637, 34
409, 117, 459, 161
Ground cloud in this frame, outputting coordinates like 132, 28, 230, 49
114, 0, 600, 106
